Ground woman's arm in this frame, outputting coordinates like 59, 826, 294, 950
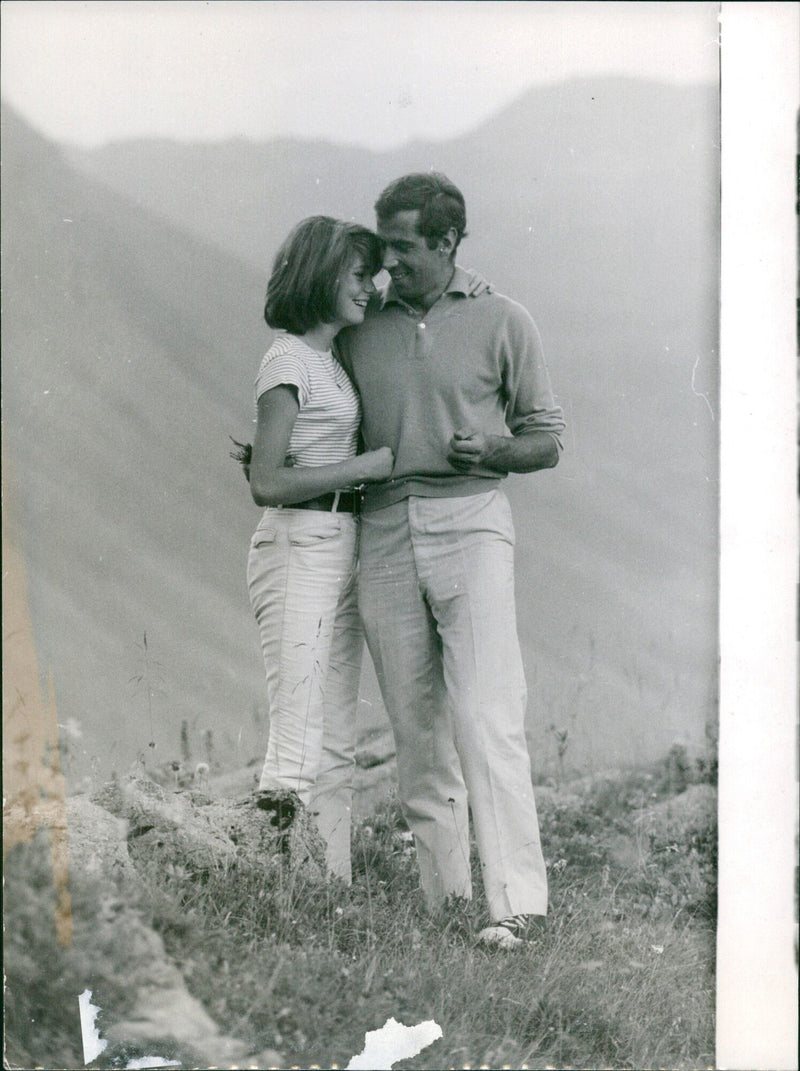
249, 386, 393, 507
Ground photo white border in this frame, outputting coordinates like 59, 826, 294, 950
717, 3, 799, 1068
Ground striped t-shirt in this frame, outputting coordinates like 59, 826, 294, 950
254, 334, 361, 467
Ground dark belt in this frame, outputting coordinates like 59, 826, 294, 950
291, 489, 362, 514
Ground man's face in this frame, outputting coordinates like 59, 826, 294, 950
377, 210, 453, 307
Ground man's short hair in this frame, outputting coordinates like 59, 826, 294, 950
264, 216, 383, 335
375, 172, 468, 252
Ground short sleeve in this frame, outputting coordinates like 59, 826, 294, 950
254, 349, 311, 408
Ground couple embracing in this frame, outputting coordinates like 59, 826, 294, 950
242, 171, 565, 950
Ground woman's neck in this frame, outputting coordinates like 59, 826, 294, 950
299, 322, 337, 353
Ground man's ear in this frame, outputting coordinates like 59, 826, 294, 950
439, 227, 459, 256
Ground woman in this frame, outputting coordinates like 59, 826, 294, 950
244, 216, 393, 882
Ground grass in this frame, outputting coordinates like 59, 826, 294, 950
4, 753, 716, 1070
3, 831, 141, 1070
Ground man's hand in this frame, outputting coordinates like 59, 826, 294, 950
447, 428, 490, 471
448, 426, 560, 474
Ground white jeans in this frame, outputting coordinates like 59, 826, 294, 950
358, 489, 548, 920
247, 508, 362, 881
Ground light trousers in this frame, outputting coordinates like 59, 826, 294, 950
247, 508, 362, 881
358, 489, 548, 920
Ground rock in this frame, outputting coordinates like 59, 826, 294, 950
206, 754, 399, 826
93, 773, 329, 882
633, 783, 717, 835
7, 782, 296, 1069
66, 794, 136, 884
60, 784, 287, 1070
96, 903, 273, 1067
203, 793, 328, 881
93, 776, 240, 872
104, 972, 249, 1066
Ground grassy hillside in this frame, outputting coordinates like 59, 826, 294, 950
3, 78, 719, 779
4, 760, 716, 1069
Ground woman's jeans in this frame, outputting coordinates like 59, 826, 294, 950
247, 508, 362, 881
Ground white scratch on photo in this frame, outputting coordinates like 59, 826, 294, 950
346, 1016, 442, 1070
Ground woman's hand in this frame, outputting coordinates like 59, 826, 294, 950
357, 446, 394, 482
464, 269, 494, 297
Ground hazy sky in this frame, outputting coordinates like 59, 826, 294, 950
1, 0, 719, 149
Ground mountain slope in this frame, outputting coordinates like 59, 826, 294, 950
2, 105, 274, 779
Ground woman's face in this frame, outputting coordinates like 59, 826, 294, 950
333, 255, 376, 328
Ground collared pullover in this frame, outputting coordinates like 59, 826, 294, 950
336, 265, 565, 511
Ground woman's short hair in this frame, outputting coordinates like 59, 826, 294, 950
264, 216, 383, 335
374, 172, 468, 251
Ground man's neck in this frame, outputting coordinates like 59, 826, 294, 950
409, 263, 456, 317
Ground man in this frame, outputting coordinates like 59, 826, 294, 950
336, 172, 565, 949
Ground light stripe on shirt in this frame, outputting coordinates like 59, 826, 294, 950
254, 334, 361, 467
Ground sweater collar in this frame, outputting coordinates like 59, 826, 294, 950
380, 264, 471, 311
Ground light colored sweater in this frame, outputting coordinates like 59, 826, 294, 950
336, 265, 565, 511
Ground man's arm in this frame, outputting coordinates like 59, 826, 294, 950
448, 298, 564, 474
447, 428, 559, 474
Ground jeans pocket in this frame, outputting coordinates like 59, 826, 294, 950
250, 525, 277, 549
288, 519, 342, 546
